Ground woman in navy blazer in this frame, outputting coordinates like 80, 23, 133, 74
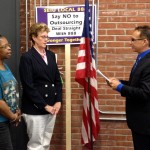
108, 25, 150, 150
19, 23, 62, 150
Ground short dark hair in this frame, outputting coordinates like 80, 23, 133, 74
135, 25, 150, 46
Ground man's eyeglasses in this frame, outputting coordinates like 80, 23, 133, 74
131, 38, 144, 42
0, 43, 11, 49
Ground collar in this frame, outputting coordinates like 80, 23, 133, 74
34, 46, 46, 57
137, 49, 150, 60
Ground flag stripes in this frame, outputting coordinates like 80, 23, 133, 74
75, 0, 100, 149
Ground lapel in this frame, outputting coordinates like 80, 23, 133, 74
130, 58, 140, 79
129, 62, 140, 82
129, 52, 150, 82
31, 47, 53, 82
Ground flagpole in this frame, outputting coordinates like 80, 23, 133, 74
88, 77, 93, 150
95, 0, 99, 67
75, 0, 99, 149
89, 0, 95, 149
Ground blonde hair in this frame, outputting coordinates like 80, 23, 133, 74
29, 23, 50, 44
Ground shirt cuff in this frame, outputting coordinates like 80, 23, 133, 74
116, 83, 124, 92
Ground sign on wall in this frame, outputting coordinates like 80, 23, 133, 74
36, 5, 96, 45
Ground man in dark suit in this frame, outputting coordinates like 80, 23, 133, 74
108, 25, 150, 150
19, 23, 62, 150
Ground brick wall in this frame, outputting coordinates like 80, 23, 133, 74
20, 0, 150, 150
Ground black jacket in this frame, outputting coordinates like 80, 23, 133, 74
19, 47, 62, 115
120, 52, 150, 135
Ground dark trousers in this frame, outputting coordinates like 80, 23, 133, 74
0, 121, 13, 150
132, 131, 150, 150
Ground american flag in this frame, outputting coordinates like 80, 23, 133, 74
75, 0, 100, 149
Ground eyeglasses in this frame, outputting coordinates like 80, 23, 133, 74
131, 38, 144, 42
39, 35, 49, 40
0, 43, 11, 49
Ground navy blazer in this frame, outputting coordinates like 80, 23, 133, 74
120, 52, 150, 135
19, 47, 62, 115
